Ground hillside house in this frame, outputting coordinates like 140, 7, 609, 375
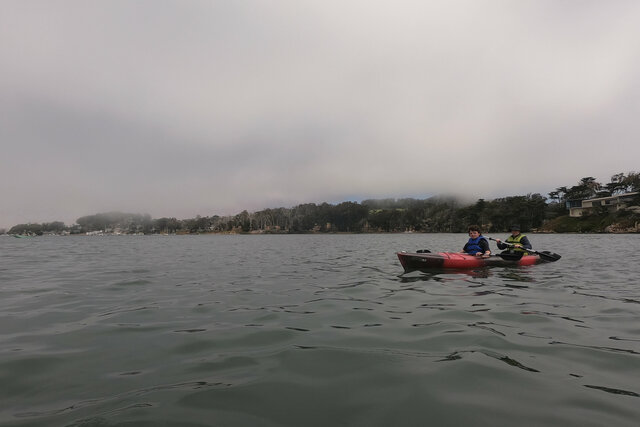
567, 192, 639, 217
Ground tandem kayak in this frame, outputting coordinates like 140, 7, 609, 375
397, 251, 546, 272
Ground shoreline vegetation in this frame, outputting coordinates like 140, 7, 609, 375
4, 173, 640, 236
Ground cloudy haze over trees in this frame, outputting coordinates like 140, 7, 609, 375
2, 2, 640, 230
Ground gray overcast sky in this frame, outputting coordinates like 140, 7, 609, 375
2, 1, 639, 229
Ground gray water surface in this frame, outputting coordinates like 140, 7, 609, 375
1, 233, 639, 426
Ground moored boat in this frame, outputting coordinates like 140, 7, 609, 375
397, 251, 544, 272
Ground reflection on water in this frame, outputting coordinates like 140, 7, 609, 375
399, 265, 538, 283
1, 233, 639, 426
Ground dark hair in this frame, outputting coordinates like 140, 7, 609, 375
468, 224, 482, 234
509, 224, 521, 231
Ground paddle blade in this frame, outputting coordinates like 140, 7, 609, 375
537, 251, 561, 262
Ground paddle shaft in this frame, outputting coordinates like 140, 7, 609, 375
488, 237, 561, 261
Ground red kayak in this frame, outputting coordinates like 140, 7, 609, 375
397, 251, 544, 272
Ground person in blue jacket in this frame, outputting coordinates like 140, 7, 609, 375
461, 225, 491, 257
495, 224, 532, 255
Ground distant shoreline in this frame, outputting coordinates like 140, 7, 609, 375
3, 229, 638, 237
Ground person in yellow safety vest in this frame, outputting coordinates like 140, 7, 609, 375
495, 225, 532, 255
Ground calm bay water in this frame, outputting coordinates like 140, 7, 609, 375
1, 233, 639, 426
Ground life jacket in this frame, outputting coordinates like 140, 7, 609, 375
506, 233, 528, 254
465, 236, 487, 255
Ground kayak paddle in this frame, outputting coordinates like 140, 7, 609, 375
488, 237, 561, 262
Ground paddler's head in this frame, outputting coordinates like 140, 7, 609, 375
468, 225, 482, 238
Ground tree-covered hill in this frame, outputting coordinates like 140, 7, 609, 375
6, 172, 640, 235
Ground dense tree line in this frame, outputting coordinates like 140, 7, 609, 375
6, 172, 640, 235
6, 221, 66, 236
